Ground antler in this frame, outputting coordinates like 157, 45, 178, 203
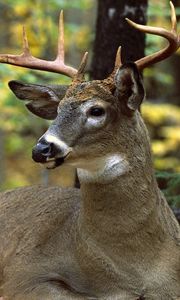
0, 11, 88, 79
126, 1, 180, 70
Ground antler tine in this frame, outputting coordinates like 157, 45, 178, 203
126, 1, 180, 70
74, 51, 88, 81
0, 11, 78, 78
114, 46, 122, 69
108, 46, 122, 78
170, 1, 177, 32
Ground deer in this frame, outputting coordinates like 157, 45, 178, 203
0, 2, 180, 300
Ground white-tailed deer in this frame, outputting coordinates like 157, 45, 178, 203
0, 2, 180, 300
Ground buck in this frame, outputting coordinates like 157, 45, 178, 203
0, 2, 180, 300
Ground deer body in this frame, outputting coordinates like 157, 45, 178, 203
0, 2, 180, 299
0, 102, 180, 299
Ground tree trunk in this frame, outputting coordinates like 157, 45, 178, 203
91, 0, 148, 80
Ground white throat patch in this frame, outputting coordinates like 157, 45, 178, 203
77, 154, 129, 183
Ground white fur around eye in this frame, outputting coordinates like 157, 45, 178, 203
86, 115, 107, 129
81, 101, 108, 130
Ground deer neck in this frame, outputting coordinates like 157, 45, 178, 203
77, 130, 160, 242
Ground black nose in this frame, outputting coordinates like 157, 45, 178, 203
32, 140, 57, 163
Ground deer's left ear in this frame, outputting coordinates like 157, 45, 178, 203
114, 62, 145, 115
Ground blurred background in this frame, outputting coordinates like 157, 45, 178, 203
0, 0, 179, 218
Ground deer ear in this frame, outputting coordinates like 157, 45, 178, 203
114, 62, 145, 115
8, 81, 68, 120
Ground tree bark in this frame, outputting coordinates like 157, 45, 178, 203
91, 0, 148, 80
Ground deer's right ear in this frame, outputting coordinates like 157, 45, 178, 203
114, 62, 145, 115
8, 81, 68, 120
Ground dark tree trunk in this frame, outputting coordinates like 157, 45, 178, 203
91, 0, 148, 80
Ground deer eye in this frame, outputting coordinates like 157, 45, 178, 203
88, 106, 105, 117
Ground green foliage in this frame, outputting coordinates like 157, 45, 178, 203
156, 171, 180, 208
2, 0, 93, 10
148, 1, 180, 17
48, 0, 93, 10
142, 103, 180, 172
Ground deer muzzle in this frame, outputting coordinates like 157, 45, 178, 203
32, 135, 72, 168
32, 140, 58, 163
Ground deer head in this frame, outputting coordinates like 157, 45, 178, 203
1, 2, 179, 173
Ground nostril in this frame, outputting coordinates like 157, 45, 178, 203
32, 142, 53, 163
32, 140, 61, 163
40, 143, 52, 155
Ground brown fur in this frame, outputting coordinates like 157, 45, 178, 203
0, 64, 180, 299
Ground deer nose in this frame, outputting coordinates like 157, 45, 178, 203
32, 140, 58, 163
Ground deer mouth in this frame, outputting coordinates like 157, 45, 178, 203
32, 141, 72, 169
44, 156, 65, 169
44, 152, 72, 169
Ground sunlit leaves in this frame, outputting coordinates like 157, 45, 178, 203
142, 103, 180, 125
142, 103, 180, 172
